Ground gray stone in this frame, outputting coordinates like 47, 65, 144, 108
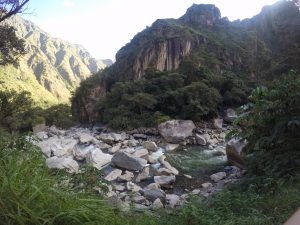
126, 182, 142, 192
135, 167, 150, 182
154, 175, 176, 186
97, 133, 115, 144
79, 133, 94, 144
145, 183, 160, 190
159, 156, 179, 175
118, 171, 134, 182
144, 189, 166, 202
164, 143, 179, 152
111, 152, 147, 171
210, 172, 226, 182
109, 142, 122, 154
113, 184, 125, 192
46, 156, 79, 173
201, 182, 213, 189
213, 118, 223, 129
132, 148, 149, 158
142, 141, 157, 151
105, 169, 122, 181
133, 196, 146, 204
158, 120, 196, 144
226, 138, 247, 169
224, 108, 237, 123
152, 198, 164, 210
73, 145, 92, 161
195, 134, 207, 146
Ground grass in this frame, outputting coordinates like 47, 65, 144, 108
0, 133, 299, 225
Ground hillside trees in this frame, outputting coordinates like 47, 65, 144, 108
0, 0, 29, 65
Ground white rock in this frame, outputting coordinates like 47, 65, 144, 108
118, 171, 134, 182
195, 134, 207, 146
135, 167, 150, 182
132, 148, 149, 158
46, 156, 79, 173
166, 194, 180, 208
105, 169, 122, 181
86, 148, 112, 170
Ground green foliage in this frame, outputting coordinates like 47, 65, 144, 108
0, 25, 26, 66
234, 70, 300, 178
0, 89, 35, 132
42, 104, 76, 129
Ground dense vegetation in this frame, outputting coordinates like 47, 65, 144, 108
97, 66, 248, 130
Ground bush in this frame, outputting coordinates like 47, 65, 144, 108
234, 70, 300, 178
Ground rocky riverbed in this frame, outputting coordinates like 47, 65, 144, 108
32, 119, 246, 211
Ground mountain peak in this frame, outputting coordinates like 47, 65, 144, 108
179, 4, 221, 27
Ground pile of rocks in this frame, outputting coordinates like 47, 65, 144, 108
33, 118, 244, 211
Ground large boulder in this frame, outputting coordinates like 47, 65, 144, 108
195, 134, 207, 145
224, 108, 237, 123
111, 152, 147, 171
86, 148, 112, 170
79, 133, 94, 144
144, 189, 166, 202
158, 120, 196, 144
37, 137, 77, 157
226, 138, 247, 169
46, 156, 79, 173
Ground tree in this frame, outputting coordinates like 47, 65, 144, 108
0, 0, 29, 23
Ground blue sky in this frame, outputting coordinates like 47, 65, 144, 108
24, 0, 279, 60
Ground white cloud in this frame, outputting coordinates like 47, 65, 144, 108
63, 0, 75, 8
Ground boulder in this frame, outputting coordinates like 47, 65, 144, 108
111, 152, 147, 171
105, 169, 122, 181
113, 184, 125, 192
79, 133, 94, 144
166, 194, 180, 208
109, 143, 122, 154
213, 118, 223, 129
201, 182, 213, 189
210, 172, 226, 182
97, 133, 115, 144
46, 156, 79, 173
135, 167, 150, 182
142, 141, 157, 151
118, 171, 134, 182
159, 156, 179, 175
226, 138, 247, 169
144, 189, 166, 202
38, 137, 77, 157
224, 108, 237, 123
132, 147, 149, 158
154, 175, 176, 186
133, 195, 146, 204
33, 123, 48, 134
158, 120, 196, 144
195, 134, 207, 145
86, 148, 112, 170
73, 145, 92, 161
164, 143, 179, 152
152, 198, 164, 210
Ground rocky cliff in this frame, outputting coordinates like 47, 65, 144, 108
72, 0, 300, 122
1, 16, 109, 104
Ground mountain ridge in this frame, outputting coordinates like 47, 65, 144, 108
1, 15, 110, 104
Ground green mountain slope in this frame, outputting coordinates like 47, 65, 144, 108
0, 15, 110, 105
72, 0, 300, 124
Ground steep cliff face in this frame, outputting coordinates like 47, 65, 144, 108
1, 16, 109, 104
72, 1, 300, 122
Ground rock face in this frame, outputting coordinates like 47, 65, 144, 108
2, 15, 109, 104
226, 138, 247, 169
111, 152, 147, 171
158, 120, 196, 144
179, 4, 221, 27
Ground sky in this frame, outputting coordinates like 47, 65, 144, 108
24, 0, 279, 60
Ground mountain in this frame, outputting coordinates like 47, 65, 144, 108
72, 0, 300, 124
0, 16, 109, 105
